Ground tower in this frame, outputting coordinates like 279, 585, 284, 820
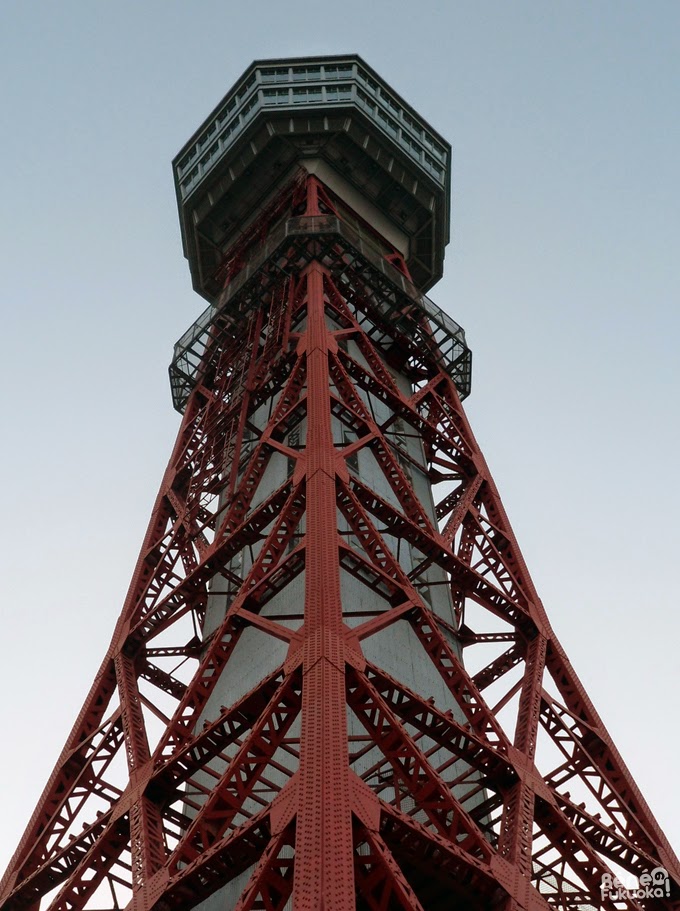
1, 51, 677, 911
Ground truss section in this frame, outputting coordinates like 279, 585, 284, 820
3, 174, 677, 911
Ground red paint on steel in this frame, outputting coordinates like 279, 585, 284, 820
292, 264, 355, 911
1, 173, 678, 911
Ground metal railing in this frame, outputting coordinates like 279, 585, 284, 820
169, 216, 471, 412
174, 60, 449, 201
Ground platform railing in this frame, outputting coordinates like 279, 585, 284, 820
170, 215, 471, 412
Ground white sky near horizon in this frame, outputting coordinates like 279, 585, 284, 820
1, 0, 678, 878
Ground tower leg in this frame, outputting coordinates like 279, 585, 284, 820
292, 264, 356, 911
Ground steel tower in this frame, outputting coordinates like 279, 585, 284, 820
2, 55, 678, 911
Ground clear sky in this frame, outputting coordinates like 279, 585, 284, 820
1, 0, 678, 871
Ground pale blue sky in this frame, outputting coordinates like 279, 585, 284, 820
1, 0, 678, 870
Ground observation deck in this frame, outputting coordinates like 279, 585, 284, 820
173, 54, 452, 295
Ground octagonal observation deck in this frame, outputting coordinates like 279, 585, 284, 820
173, 54, 451, 296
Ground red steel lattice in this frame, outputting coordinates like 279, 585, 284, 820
1, 175, 678, 911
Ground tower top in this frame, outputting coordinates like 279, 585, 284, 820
173, 54, 452, 296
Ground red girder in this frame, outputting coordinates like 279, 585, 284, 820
347, 666, 492, 854
1, 670, 123, 897
43, 835, 130, 911
155, 668, 285, 789
149, 811, 272, 911
360, 661, 515, 795
2, 813, 117, 910
172, 672, 301, 867
538, 693, 669, 863
377, 800, 520, 908
353, 826, 427, 911
498, 634, 548, 877
347, 473, 535, 629
231, 823, 296, 911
